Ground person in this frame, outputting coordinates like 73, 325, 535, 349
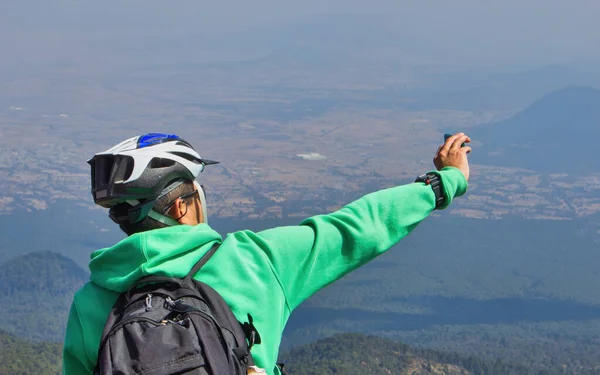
62, 131, 472, 375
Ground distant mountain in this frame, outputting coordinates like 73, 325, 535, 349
466, 86, 600, 173
278, 333, 553, 375
409, 65, 593, 111
0, 330, 62, 375
0, 251, 88, 341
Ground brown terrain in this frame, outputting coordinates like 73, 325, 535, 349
1, 62, 599, 222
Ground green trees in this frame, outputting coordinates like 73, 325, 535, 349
0, 251, 88, 341
0, 330, 62, 375
278, 333, 599, 375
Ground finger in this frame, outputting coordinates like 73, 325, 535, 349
462, 146, 472, 154
451, 134, 471, 151
441, 132, 463, 153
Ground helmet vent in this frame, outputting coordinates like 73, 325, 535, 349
93, 155, 115, 187
122, 157, 134, 181
170, 151, 202, 164
175, 140, 194, 149
150, 157, 176, 168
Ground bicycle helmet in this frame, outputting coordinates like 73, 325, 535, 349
87, 133, 218, 225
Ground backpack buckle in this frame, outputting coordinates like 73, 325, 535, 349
240, 313, 261, 350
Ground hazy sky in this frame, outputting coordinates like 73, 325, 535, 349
1, 0, 599, 66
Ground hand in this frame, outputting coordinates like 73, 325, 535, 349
433, 132, 472, 181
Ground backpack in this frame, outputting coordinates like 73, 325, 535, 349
94, 243, 261, 375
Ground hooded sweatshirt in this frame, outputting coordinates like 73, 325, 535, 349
62, 166, 468, 375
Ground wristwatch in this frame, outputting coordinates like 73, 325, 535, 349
415, 173, 445, 209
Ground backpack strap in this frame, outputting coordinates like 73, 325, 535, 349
122, 242, 221, 301
185, 242, 221, 281
186, 243, 261, 358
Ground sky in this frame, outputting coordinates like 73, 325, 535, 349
0, 0, 599, 67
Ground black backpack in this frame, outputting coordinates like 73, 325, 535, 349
94, 243, 261, 375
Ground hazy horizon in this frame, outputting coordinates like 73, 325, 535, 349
1, 0, 599, 69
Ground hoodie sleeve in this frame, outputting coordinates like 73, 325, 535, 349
253, 167, 467, 311
63, 302, 93, 375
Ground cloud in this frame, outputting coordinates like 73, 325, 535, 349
297, 153, 327, 161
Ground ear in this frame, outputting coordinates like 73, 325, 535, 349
166, 198, 187, 224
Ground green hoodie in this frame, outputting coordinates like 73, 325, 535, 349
62, 167, 467, 375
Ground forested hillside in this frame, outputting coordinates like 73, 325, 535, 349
0, 330, 62, 375
278, 333, 600, 375
0, 251, 88, 341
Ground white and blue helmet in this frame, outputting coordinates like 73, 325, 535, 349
88, 133, 218, 225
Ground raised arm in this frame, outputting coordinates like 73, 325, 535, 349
255, 166, 467, 311
251, 133, 471, 311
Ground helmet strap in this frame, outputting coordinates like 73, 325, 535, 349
147, 209, 181, 227
123, 179, 207, 227
126, 199, 180, 227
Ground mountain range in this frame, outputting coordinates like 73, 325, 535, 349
466, 86, 600, 173
3, 82, 600, 373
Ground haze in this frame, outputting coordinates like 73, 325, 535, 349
1, 0, 599, 69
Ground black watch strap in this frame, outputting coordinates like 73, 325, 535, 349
415, 173, 445, 209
